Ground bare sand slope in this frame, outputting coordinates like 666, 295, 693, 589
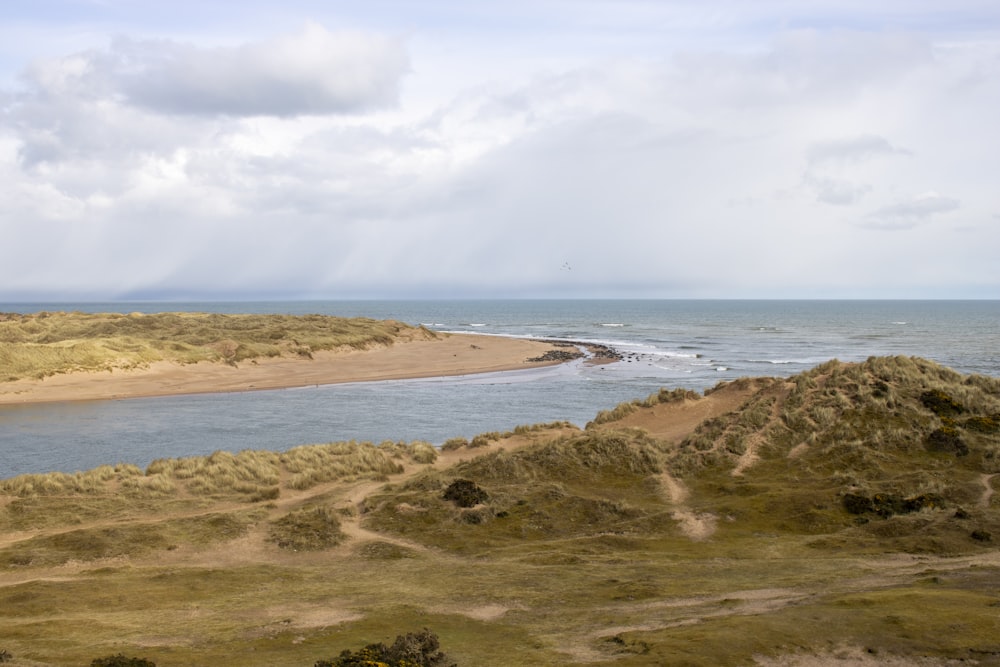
0, 333, 567, 404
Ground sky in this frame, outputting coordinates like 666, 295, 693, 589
1, 1, 998, 301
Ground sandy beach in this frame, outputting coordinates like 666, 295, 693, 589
0, 333, 573, 405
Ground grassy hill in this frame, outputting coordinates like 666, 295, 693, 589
1, 356, 998, 666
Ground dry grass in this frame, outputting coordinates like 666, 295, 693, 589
0, 311, 425, 381
1, 357, 999, 666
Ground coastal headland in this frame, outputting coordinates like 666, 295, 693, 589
0, 311, 611, 404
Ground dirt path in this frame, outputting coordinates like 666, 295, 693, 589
566, 549, 1000, 663
732, 382, 792, 476
621, 385, 764, 542
980, 473, 996, 508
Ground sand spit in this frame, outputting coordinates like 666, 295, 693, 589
0, 333, 574, 405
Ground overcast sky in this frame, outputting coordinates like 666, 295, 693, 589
1, 1, 998, 300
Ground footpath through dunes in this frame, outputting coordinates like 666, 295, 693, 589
2, 356, 1000, 666
0, 311, 581, 404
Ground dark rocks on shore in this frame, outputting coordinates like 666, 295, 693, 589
528, 349, 585, 363
527, 340, 623, 364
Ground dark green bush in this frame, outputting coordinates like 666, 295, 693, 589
920, 389, 964, 417
90, 654, 155, 667
964, 414, 1000, 434
842, 492, 945, 518
442, 479, 489, 508
842, 493, 874, 515
315, 628, 455, 666
926, 427, 969, 456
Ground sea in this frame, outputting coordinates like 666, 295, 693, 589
2, 300, 998, 478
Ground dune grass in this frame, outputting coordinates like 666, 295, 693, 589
1, 357, 999, 666
0, 311, 427, 381
587, 387, 702, 426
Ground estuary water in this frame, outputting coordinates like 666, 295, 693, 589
2, 300, 998, 478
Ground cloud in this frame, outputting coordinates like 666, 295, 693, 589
671, 29, 933, 110
808, 177, 873, 206
0, 5, 997, 300
123, 25, 409, 117
802, 134, 911, 206
6, 22, 410, 174
807, 135, 911, 165
17, 22, 409, 119
862, 191, 960, 230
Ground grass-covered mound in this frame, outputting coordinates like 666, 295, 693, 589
1, 356, 999, 666
0, 311, 429, 381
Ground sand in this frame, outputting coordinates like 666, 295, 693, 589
0, 333, 572, 405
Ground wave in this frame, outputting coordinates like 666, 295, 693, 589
596, 323, 628, 327
743, 358, 823, 366
575, 338, 704, 359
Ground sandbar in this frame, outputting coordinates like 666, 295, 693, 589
0, 333, 575, 405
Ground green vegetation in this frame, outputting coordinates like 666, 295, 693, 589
315, 629, 454, 667
0, 311, 428, 381
1, 356, 999, 665
90, 655, 156, 667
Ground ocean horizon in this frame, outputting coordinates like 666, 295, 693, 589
2, 299, 998, 478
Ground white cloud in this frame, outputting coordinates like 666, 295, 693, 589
808, 177, 873, 206
862, 191, 961, 230
802, 134, 911, 206
806, 135, 912, 165
119, 24, 409, 117
0, 3, 998, 299
15, 22, 408, 121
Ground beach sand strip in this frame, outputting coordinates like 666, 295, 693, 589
0, 334, 571, 404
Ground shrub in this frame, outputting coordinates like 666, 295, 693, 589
920, 389, 964, 417
841, 492, 946, 518
442, 479, 489, 508
926, 427, 969, 456
315, 628, 455, 667
964, 415, 1000, 434
90, 655, 155, 667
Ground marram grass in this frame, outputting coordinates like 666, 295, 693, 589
2, 356, 1000, 667
0, 311, 426, 381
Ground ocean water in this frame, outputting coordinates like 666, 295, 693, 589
1, 300, 998, 478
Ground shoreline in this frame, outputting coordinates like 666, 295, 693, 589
0, 333, 600, 406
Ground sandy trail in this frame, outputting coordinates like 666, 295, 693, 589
981, 473, 997, 508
